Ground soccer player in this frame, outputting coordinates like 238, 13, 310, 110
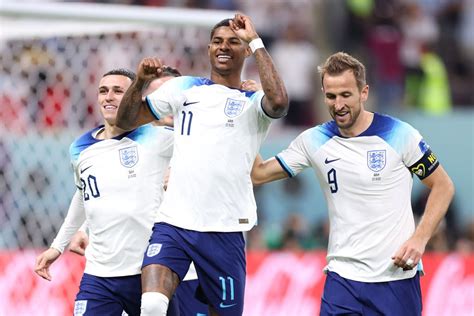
251, 52, 455, 316
115, 13, 289, 316
34, 68, 207, 316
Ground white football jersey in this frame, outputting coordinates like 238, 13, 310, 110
146, 76, 272, 232
52, 124, 173, 277
277, 113, 439, 282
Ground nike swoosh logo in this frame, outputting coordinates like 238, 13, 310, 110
219, 302, 237, 309
324, 157, 341, 164
80, 165, 92, 174
183, 101, 199, 107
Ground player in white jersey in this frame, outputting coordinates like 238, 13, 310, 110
251, 52, 454, 316
34, 68, 207, 316
115, 14, 289, 316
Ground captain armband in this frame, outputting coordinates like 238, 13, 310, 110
409, 149, 440, 180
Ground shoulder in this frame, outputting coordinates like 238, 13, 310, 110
289, 122, 337, 150
170, 76, 214, 90
69, 126, 102, 161
126, 124, 174, 144
372, 113, 419, 138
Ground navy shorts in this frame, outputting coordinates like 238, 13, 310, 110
320, 271, 422, 316
142, 222, 246, 316
74, 273, 141, 316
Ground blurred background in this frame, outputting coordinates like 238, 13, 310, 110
0, 0, 473, 315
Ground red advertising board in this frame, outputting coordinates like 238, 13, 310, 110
1, 251, 472, 315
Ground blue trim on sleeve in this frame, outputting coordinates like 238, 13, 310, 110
275, 155, 295, 178
69, 126, 103, 162
145, 97, 161, 120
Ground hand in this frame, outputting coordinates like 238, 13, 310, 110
392, 235, 427, 270
240, 79, 262, 92
229, 13, 259, 43
34, 248, 61, 281
69, 231, 89, 256
137, 57, 164, 82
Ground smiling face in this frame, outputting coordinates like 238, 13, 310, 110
97, 74, 133, 126
322, 69, 369, 135
208, 26, 250, 77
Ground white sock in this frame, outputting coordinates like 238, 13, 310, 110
140, 292, 169, 316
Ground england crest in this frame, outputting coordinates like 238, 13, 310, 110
74, 300, 87, 316
146, 243, 162, 257
119, 146, 139, 168
224, 98, 245, 118
367, 150, 386, 172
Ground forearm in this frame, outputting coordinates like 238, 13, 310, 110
50, 190, 86, 253
116, 78, 148, 130
251, 156, 288, 185
254, 48, 289, 117
414, 177, 455, 244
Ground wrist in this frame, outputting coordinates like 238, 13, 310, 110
249, 38, 264, 54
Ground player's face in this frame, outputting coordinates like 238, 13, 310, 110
322, 69, 368, 133
208, 26, 250, 75
97, 74, 133, 125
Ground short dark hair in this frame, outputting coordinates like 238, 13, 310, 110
210, 18, 231, 39
318, 52, 366, 91
102, 68, 136, 81
142, 66, 181, 91
161, 66, 181, 77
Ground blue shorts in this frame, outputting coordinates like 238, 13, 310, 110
320, 271, 422, 316
74, 273, 141, 316
74, 273, 182, 316
142, 222, 246, 316
176, 279, 209, 316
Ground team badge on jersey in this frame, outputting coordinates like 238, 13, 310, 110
119, 146, 139, 168
74, 300, 87, 316
146, 243, 162, 257
367, 150, 386, 172
224, 98, 245, 118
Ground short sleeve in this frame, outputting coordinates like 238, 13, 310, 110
276, 131, 313, 177
145, 76, 199, 120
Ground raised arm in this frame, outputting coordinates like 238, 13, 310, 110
230, 14, 289, 118
392, 165, 454, 269
116, 57, 164, 130
251, 154, 289, 186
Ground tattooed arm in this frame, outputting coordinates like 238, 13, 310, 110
230, 14, 289, 118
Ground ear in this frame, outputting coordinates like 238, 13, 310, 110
244, 45, 252, 58
207, 43, 211, 58
361, 84, 369, 102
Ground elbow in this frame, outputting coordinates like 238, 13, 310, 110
269, 96, 289, 118
446, 178, 455, 200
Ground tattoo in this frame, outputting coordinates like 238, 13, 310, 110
141, 264, 180, 298
116, 79, 147, 130
254, 49, 289, 118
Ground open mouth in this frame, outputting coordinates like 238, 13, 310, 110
103, 104, 118, 111
217, 54, 231, 62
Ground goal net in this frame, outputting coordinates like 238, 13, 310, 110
0, 2, 233, 314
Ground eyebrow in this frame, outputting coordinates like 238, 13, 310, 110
99, 85, 125, 90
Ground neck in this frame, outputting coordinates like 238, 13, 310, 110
96, 123, 128, 140
339, 111, 374, 137
210, 70, 242, 89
